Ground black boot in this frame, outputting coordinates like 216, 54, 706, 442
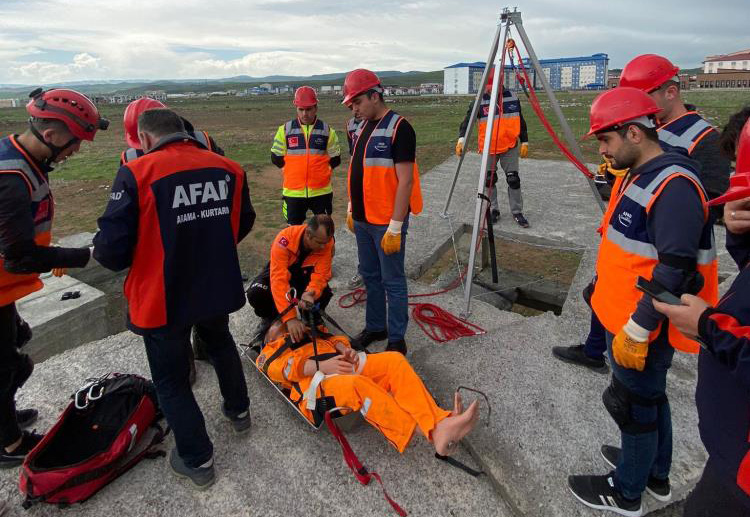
350, 329, 388, 351
385, 339, 407, 355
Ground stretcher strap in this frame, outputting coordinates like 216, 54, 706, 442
304, 371, 328, 410
434, 453, 484, 478
355, 352, 367, 374
324, 410, 408, 517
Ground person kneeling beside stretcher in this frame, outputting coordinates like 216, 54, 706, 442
257, 321, 478, 455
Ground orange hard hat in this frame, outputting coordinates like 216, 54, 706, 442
26, 88, 109, 141
342, 69, 381, 106
123, 97, 167, 149
619, 54, 679, 93
586, 87, 661, 137
293, 86, 318, 108
709, 119, 750, 206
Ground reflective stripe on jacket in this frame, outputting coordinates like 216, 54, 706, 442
658, 112, 715, 155
0, 136, 53, 305
280, 119, 333, 198
592, 164, 718, 353
477, 89, 521, 155
348, 110, 423, 225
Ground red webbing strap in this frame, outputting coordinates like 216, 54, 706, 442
511, 46, 595, 179
324, 410, 408, 516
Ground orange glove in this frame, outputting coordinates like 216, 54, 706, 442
381, 220, 403, 255
520, 142, 529, 158
598, 157, 628, 178
51, 268, 67, 277
455, 138, 465, 157
346, 202, 354, 233
612, 319, 650, 371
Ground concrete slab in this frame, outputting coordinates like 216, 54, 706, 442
0, 307, 511, 517
16, 274, 107, 362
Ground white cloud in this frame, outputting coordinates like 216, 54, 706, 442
0, 0, 748, 83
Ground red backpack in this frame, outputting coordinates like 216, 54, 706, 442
19, 373, 167, 509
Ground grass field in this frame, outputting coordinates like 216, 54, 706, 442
0, 90, 746, 272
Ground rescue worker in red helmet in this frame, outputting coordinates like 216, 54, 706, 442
119, 97, 226, 382
620, 54, 731, 217
568, 87, 718, 515
555, 53, 731, 377
342, 69, 423, 355
651, 108, 750, 516
93, 108, 256, 488
120, 97, 224, 165
258, 320, 478, 455
0, 88, 108, 468
271, 86, 341, 225
456, 67, 530, 227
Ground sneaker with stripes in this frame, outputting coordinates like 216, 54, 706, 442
568, 472, 643, 517
600, 444, 672, 502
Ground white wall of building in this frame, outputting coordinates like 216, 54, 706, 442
444, 67, 469, 94
704, 59, 750, 73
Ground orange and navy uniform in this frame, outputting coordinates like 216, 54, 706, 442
257, 331, 451, 452
458, 89, 528, 155
657, 108, 731, 205
592, 151, 718, 352
348, 109, 423, 225
0, 135, 89, 305
695, 230, 750, 503
269, 224, 332, 323
93, 133, 255, 334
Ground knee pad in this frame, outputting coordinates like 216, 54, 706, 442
505, 171, 521, 190
603, 378, 666, 435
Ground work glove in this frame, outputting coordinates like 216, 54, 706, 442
598, 157, 628, 178
520, 142, 529, 158
612, 318, 650, 371
381, 219, 403, 255
346, 202, 354, 233
51, 268, 67, 277
455, 137, 465, 157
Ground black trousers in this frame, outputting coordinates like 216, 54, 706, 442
684, 457, 750, 517
0, 303, 33, 448
282, 193, 333, 225
246, 268, 333, 321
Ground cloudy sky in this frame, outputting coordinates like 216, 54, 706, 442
1, 0, 748, 84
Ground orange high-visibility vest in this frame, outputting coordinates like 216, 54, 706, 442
477, 90, 521, 155
592, 164, 718, 353
348, 110, 423, 225
0, 136, 53, 305
283, 118, 332, 196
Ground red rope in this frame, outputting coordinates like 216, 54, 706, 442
511, 45, 595, 179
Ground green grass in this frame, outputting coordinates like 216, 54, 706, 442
0, 89, 746, 269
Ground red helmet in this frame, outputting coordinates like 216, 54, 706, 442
586, 87, 661, 137
342, 69, 381, 106
26, 88, 108, 141
293, 86, 318, 108
709, 119, 750, 206
619, 54, 679, 93
123, 97, 167, 149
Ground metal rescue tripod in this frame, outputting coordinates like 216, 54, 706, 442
441, 7, 605, 319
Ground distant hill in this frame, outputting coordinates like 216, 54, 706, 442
0, 70, 444, 97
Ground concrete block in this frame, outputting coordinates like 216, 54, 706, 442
16, 274, 107, 363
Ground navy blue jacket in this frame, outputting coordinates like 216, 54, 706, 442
93, 133, 255, 334
696, 230, 750, 499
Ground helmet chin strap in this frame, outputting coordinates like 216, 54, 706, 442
28, 119, 79, 166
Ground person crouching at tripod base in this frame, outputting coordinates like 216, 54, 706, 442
567, 87, 718, 516
456, 68, 529, 228
246, 214, 334, 342
342, 69, 423, 356
93, 109, 256, 489
259, 320, 479, 454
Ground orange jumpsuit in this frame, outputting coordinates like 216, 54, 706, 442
257, 333, 451, 452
